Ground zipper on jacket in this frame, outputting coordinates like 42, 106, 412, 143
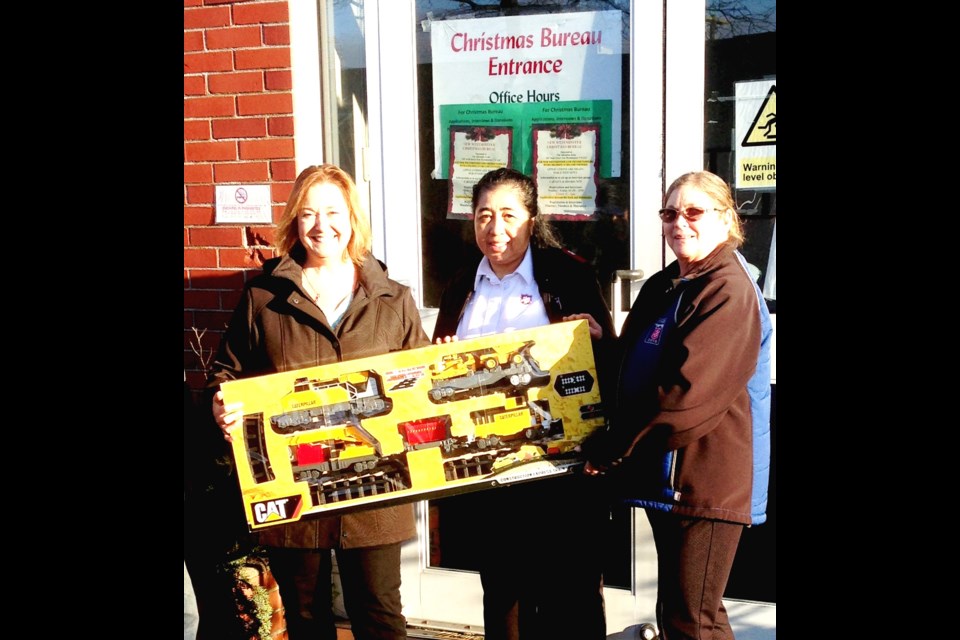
667, 449, 681, 501
540, 292, 563, 322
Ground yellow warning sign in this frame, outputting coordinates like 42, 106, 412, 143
741, 85, 776, 147
739, 158, 776, 186
735, 79, 776, 190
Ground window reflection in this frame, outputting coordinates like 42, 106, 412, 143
704, 1, 776, 304
704, 0, 776, 603
414, 0, 633, 591
415, 1, 632, 310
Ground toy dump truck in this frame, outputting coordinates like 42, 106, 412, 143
427, 340, 550, 403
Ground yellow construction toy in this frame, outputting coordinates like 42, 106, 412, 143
221, 319, 606, 530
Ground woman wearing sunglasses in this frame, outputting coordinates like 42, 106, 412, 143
582, 171, 772, 640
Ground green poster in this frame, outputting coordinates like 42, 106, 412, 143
438, 100, 613, 180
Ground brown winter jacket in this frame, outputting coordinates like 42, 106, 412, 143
207, 252, 430, 548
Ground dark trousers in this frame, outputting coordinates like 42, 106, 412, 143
647, 511, 743, 640
471, 475, 608, 640
268, 544, 407, 640
480, 552, 606, 640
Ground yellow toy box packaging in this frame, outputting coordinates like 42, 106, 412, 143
221, 319, 605, 530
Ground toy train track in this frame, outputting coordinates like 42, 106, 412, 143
442, 446, 518, 480
243, 413, 275, 483
307, 466, 410, 506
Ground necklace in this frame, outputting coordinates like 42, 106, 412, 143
303, 278, 323, 304
302, 265, 357, 309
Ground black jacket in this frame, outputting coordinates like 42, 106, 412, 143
433, 246, 616, 399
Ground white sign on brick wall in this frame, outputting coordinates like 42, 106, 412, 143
215, 185, 272, 224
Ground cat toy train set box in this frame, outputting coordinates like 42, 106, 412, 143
221, 320, 605, 531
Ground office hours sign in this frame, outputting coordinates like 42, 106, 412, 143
429, 10, 623, 186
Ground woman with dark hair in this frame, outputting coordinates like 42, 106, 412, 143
433, 167, 614, 640
209, 164, 430, 639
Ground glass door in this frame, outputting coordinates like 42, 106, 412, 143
403, 1, 656, 633
703, 0, 777, 605
295, 0, 773, 633
318, 0, 767, 634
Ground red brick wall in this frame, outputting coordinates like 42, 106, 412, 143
184, 0, 295, 392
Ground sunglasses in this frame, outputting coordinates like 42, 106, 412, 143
658, 207, 722, 223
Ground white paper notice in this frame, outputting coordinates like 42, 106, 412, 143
215, 185, 273, 224
532, 123, 599, 219
448, 126, 513, 217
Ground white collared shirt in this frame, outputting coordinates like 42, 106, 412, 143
456, 246, 550, 339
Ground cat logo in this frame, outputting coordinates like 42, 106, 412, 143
252, 495, 303, 525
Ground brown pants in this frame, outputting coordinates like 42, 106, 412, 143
268, 544, 407, 640
647, 511, 743, 640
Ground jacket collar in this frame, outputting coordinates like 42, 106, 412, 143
266, 253, 395, 301
669, 242, 736, 287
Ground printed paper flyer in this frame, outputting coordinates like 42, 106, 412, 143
532, 123, 600, 219
448, 125, 513, 217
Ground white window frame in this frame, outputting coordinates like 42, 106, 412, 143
288, 1, 721, 633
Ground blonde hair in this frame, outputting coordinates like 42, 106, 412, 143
274, 164, 372, 266
664, 171, 744, 247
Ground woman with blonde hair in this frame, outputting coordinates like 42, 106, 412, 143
584, 171, 772, 640
209, 164, 430, 639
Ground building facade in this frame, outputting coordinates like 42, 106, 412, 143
184, 0, 776, 634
